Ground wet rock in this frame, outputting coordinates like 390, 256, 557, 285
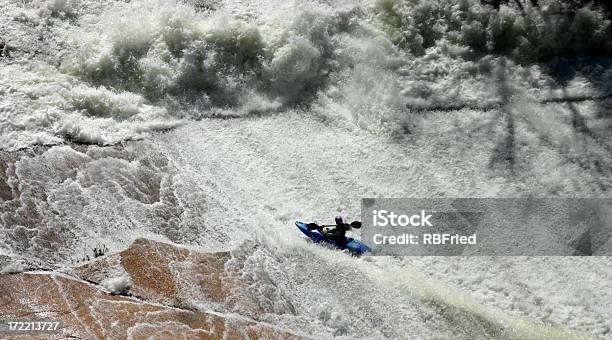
0, 272, 299, 339
0, 238, 302, 339
75, 238, 271, 318
0, 38, 13, 57
183, 0, 222, 12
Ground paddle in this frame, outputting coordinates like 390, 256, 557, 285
308, 221, 362, 230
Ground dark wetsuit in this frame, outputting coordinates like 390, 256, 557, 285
306, 222, 350, 243
321, 223, 350, 246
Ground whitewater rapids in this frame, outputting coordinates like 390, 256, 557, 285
1, 0, 612, 338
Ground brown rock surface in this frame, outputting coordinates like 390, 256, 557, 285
75, 239, 269, 317
0, 239, 301, 339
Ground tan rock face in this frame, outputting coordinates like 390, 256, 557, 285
0, 239, 301, 340
75, 239, 267, 317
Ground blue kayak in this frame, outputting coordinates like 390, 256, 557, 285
295, 221, 371, 255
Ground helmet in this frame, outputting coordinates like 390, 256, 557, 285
335, 216, 343, 224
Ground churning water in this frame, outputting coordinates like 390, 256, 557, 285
1, 0, 612, 338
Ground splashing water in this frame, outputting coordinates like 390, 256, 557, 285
1, 0, 612, 338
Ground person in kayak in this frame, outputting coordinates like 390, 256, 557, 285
306, 216, 355, 245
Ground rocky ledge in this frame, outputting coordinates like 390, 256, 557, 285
0, 238, 301, 339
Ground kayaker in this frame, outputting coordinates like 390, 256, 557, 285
306, 216, 352, 245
